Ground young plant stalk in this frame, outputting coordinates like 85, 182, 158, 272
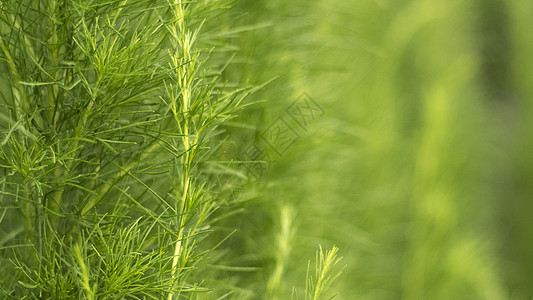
168, 1, 198, 298
267, 205, 296, 299
305, 245, 344, 300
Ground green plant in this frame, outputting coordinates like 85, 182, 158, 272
0, 0, 254, 298
304, 245, 344, 300
5, 0, 532, 299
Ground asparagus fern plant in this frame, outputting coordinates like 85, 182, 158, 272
0, 0, 343, 299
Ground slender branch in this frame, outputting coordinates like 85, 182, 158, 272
0, 35, 26, 122
168, 1, 195, 298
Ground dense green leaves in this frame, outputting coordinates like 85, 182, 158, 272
1, 0, 532, 299
0, 0, 254, 298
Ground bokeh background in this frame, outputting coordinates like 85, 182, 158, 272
224, 0, 533, 299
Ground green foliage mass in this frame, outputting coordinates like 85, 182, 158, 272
1, 0, 532, 299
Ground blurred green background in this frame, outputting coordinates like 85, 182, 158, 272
225, 0, 533, 299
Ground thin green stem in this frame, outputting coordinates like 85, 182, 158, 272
0, 35, 26, 122
168, 1, 195, 298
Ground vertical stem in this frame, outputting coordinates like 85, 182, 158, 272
267, 205, 295, 299
23, 180, 33, 239
0, 36, 27, 123
168, 1, 194, 299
